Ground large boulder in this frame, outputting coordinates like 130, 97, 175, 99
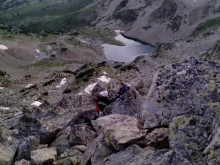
142, 58, 220, 128
169, 115, 214, 162
30, 147, 57, 165
104, 145, 143, 165
92, 114, 146, 150
81, 134, 114, 165
69, 124, 97, 146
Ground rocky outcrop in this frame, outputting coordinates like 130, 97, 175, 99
169, 115, 214, 162
142, 57, 220, 128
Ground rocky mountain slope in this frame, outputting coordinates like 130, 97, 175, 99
1, 0, 220, 165
1, 57, 220, 165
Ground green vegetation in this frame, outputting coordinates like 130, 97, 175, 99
0, 0, 96, 33
75, 65, 98, 83
78, 27, 124, 45
192, 16, 220, 36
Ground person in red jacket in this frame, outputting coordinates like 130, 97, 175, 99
95, 91, 111, 116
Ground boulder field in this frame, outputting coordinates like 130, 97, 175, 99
0, 57, 220, 165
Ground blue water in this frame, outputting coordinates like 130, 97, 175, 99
102, 34, 154, 63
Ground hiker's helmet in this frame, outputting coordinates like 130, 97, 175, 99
100, 91, 108, 97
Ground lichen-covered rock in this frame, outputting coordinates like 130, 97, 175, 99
81, 134, 114, 165
169, 115, 213, 162
70, 124, 97, 146
142, 58, 220, 128
15, 136, 40, 161
126, 149, 192, 165
104, 145, 143, 165
92, 114, 146, 150
144, 128, 169, 149
201, 128, 220, 164
30, 147, 57, 165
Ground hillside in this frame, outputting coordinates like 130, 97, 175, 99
1, 0, 220, 165
0, 0, 96, 33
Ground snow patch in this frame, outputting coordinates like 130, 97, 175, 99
31, 101, 42, 107
78, 92, 83, 96
177, 70, 187, 75
36, 49, 41, 54
0, 87, 4, 90
97, 76, 111, 83
115, 30, 124, 35
103, 71, 107, 75
0, 44, 8, 50
56, 78, 67, 88
0, 107, 10, 110
84, 83, 97, 94
80, 39, 87, 44
25, 84, 35, 88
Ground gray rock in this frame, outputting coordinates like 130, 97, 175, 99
30, 147, 57, 165
92, 114, 146, 150
126, 149, 192, 165
15, 136, 40, 161
71, 145, 87, 153
81, 134, 114, 165
142, 58, 220, 128
70, 124, 97, 146
0, 128, 19, 165
144, 128, 169, 149
200, 128, 220, 164
58, 147, 83, 160
103, 90, 143, 119
104, 145, 143, 165
169, 115, 213, 162
50, 126, 71, 156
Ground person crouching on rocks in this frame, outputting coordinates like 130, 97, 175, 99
95, 90, 111, 117
115, 83, 131, 101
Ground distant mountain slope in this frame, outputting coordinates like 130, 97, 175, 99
93, 0, 220, 44
0, 0, 96, 33
1, 0, 220, 45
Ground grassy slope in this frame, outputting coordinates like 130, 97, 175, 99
0, 0, 96, 33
